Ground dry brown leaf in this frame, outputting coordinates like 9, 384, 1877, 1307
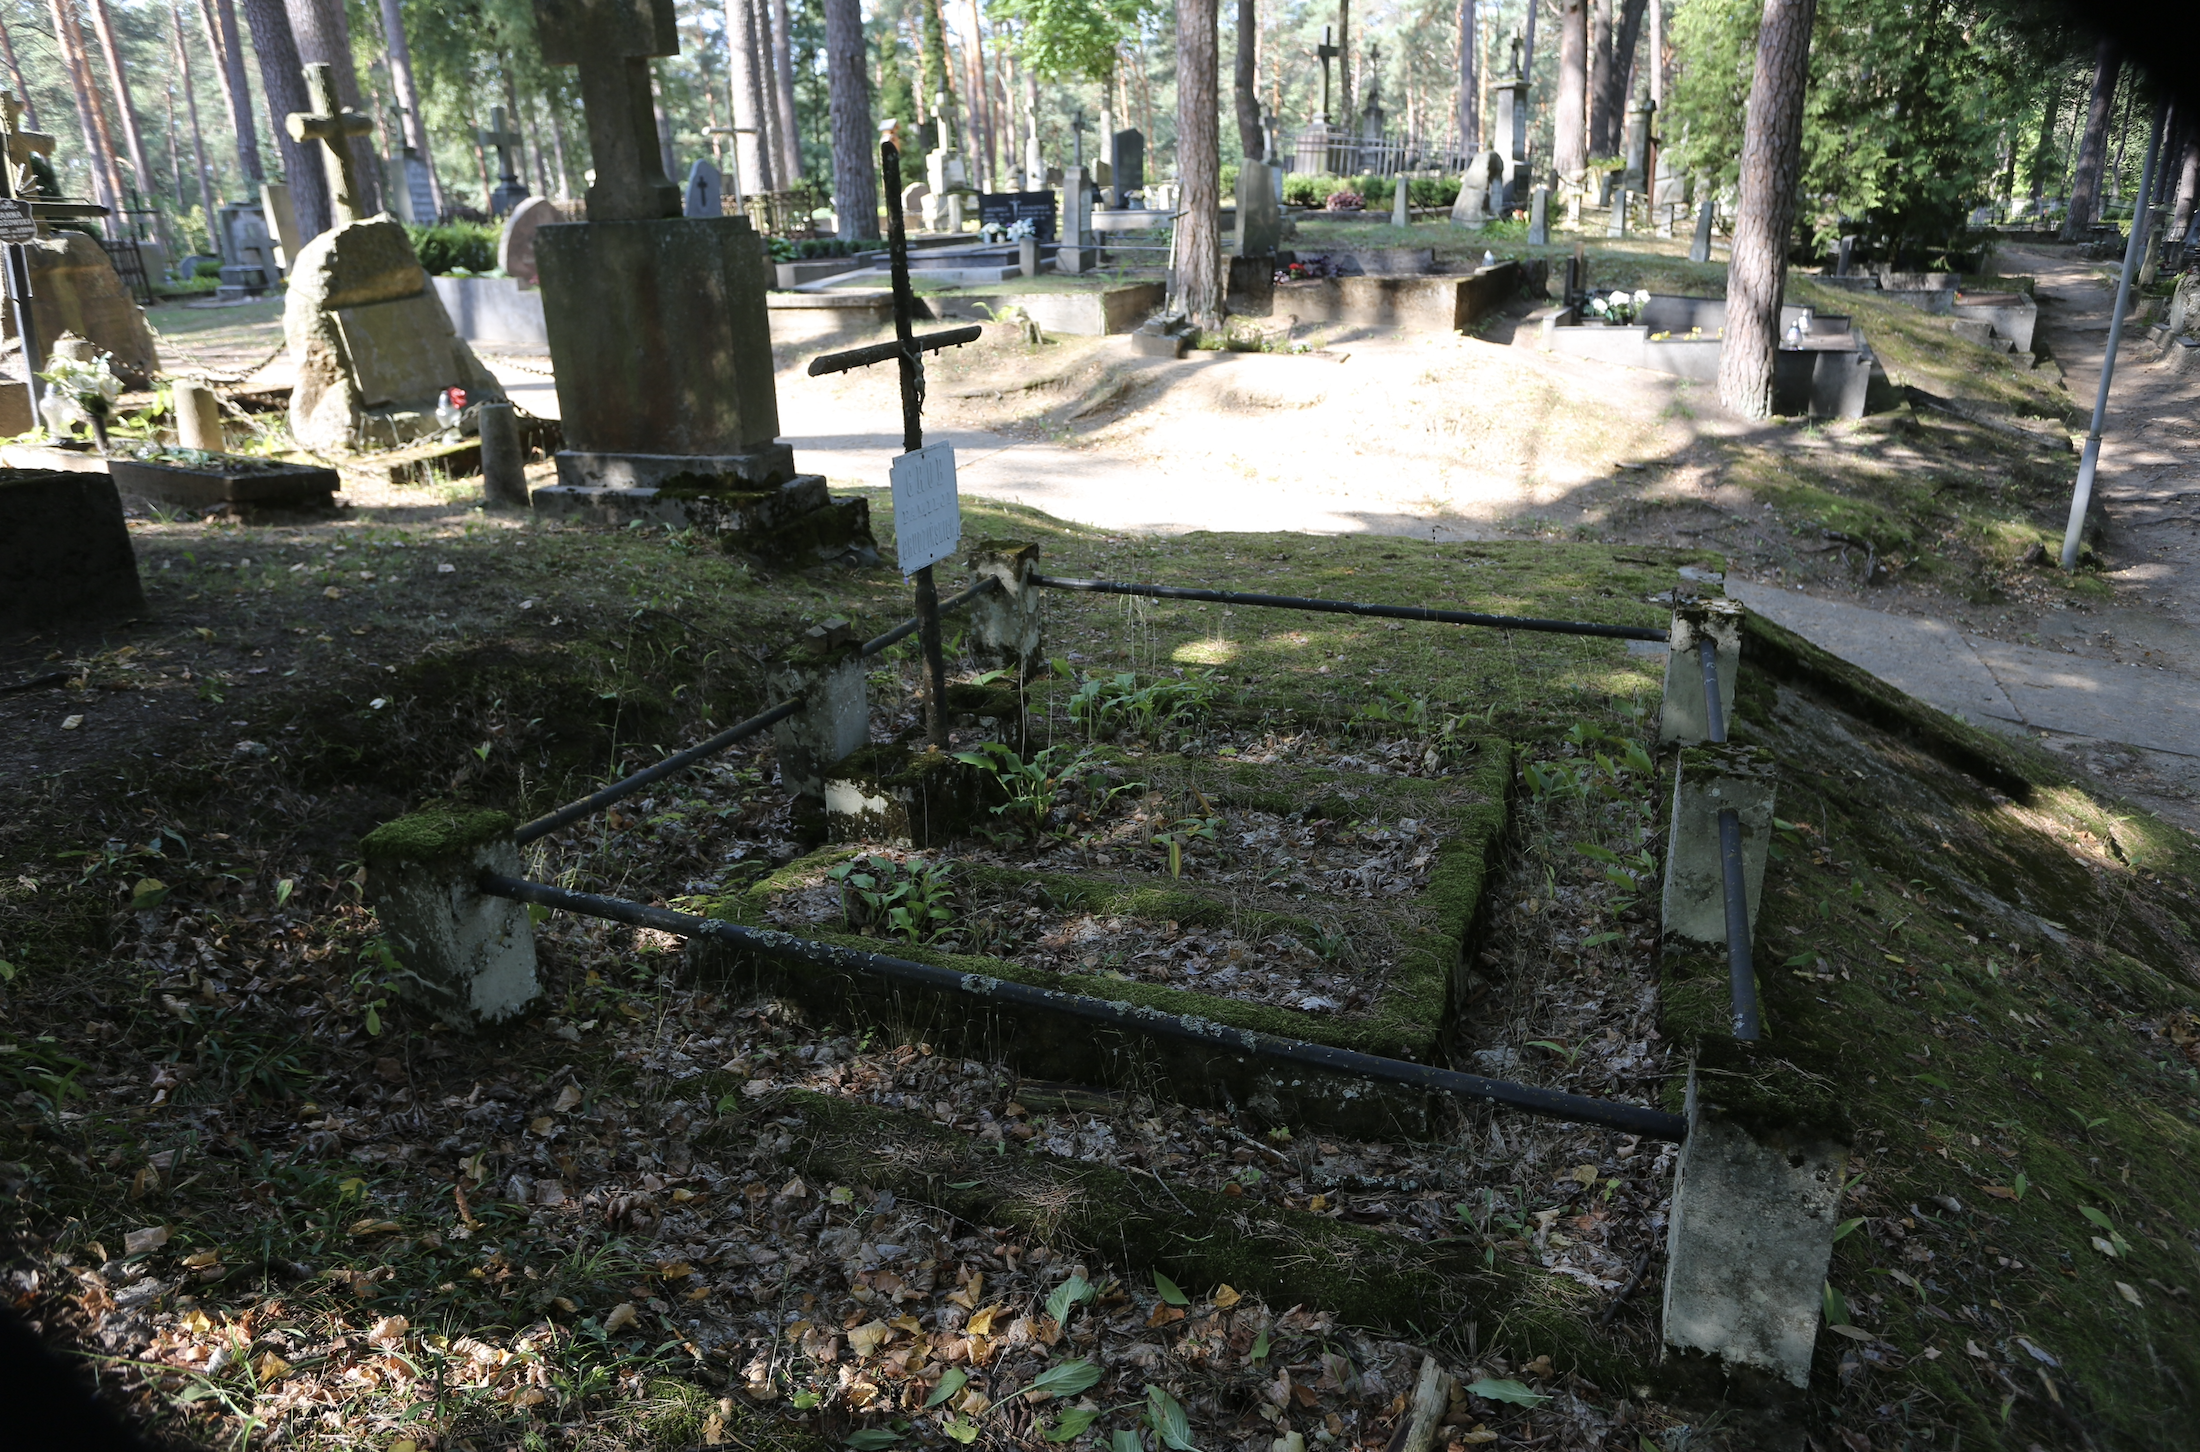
123, 1226, 169, 1255
1148, 1303, 1187, 1328
847, 1320, 893, 1357
1213, 1285, 1242, 1309
554, 1083, 583, 1112
604, 1302, 639, 1333
966, 1304, 1002, 1337
369, 1315, 409, 1346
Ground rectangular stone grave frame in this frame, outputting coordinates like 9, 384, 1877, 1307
695, 746, 1513, 1136
0, 467, 144, 629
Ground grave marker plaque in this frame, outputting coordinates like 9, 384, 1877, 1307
888, 442, 960, 574
685, 158, 723, 217
977, 190, 1056, 242
1113, 129, 1145, 198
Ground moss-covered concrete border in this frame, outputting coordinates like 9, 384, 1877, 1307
359, 806, 516, 864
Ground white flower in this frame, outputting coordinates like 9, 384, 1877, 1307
1634, 289, 1650, 304
1609, 290, 1630, 307
1590, 297, 1609, 314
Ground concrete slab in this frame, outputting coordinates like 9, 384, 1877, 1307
1727, 582, 2020, 724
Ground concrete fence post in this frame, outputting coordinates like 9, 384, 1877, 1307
767, 618, 871, 800
173, 380, 225, 452
478, 401, 530, 507
967, 540, 1045, 681
1659, 597, 1744, 745
1661, 743, 1778, 946
360, 808, 540, 1028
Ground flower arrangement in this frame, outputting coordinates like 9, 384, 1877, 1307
38, 352, 121, 451
1587, 288, 1651, 326
1323, 190, 1364, 212
1006, 218, 1036, 242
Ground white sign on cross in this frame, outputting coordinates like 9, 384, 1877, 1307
888, 442, 961, 575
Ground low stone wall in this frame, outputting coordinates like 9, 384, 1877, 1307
1952, 293, 2037, 353
932, 282, 1166, 335
766, 291, 894, 345
1541, 297, 1870, 417
1269, 260, 1524, 332
430, 275, 548, 348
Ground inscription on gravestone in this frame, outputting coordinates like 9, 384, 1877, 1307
1112, 129, 1144, 200
685, 158, 723, 217
977, 191, 1056, 242
888, 441, 960, 574
403, 154, 437, 224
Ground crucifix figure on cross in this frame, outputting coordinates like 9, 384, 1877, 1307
286, 63, 373, 226
531, 0, 681, 221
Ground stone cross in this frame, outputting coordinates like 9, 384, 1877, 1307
1315, 27, 1340, 124
478, 107, 524, 187
531, 0, 682, 221
285, 63, 373, 225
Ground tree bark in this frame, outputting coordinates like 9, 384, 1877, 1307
919, 0, 954, 130
375, 0, 442, 215
1608, 0, 1647, 129
2029, 72, 2060, 213
769, 0, 803, 181
285, 0, 379, 216
1553, 0, 1587, 182
0, 18, 38, 131
200, 0, 263, 184
725, 0, 773, 195
1336, 0, 1350, 127
2172, 126, 2199, 246
173, 1, 219, 250
1455, 0, 1475, 151
1175, 0, 1220, 327
237, 0, 329, 239
86, 0, 155, 207
822, 0, 877, 237
1716, 0, 1816, 420
1586, 0, 1612, 159
49, 0, 126, 212
964, 0, 993, 190
2060, 39, 2118, 241
1235, 0, 1261, 161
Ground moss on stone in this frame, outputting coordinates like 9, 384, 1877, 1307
359, 806, 515, 863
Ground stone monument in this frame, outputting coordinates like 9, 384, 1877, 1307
388, 149, 438, 224
1, 467, 144, 630
283, 63, 504, 451
527, 0, 869, 559
1113, 129, 1145, 203
261, 182, 301, 271
1, 233, 163, 389
924, 92, 970, 232
1690, 197, 1716, 263
1623, 99, 1655, 193
1237, 156, 1281, 256
479, 107, 530, 217
497, 195, 563, 286
1450, 150, 1504, 229
684, 158, 723, 217
1528, 184, 1550, 246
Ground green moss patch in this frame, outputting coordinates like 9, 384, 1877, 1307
359, 805, 515, 863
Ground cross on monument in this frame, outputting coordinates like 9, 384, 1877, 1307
1315, 27, 1341, 125
531, 0, 681, 221
478, 107, 524, 188
805, 133, 982, 749
285, 63, 373, 225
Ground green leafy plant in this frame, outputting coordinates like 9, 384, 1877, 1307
405, 221, 501, 275
826, 855, 956, 945
1068, 671, 1217, 743
953, 742, 1093, 838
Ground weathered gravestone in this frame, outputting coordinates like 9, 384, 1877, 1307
527, 0, 870, 558
684, 158, 723, 217
283, 64, 505, 451
218, 204, 275, 299
1113, 129, 1145, 201
261, 182, 301, 271
900, 180, 929, 232
497, 195, 563, 286
1527, 184, 1550, 246
1450, 150, 1504, 229
1389, 172, 1409, 227
387, 151, 438, 225
479, 107, 530, 217
0, 231, 162, 388
1235, 159, 1280, 257
1690, 198, 1715, 263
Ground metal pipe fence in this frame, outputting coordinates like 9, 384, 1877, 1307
1033, 574, 1670, 643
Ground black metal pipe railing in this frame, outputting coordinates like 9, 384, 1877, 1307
480, 872, 1689, 1141
1032, 575, 1669, 642
1698, 637, 1726, 744
511, 577, 1001, 846
1719, 808, 1761, 1041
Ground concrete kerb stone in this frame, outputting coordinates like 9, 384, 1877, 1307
1662, 744, 1777, 947
767, 619, 871, 800
1660, 597, 1744, 745
1662, 1060, 1848, 1388
966, 540, 1045, 680
360, 809, 540, 1029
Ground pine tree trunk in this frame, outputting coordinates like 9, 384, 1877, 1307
86, 0, 156, 207
821, 0, 877, 238
769, 0, 803, 181
725, 0, 773, 195
2060, 40, 2118, 241
51, 0, 129, 213
237, 0, 329, 239
1716, 0, 1816, 420
1608, 0, 1647, 135
1235, 0, 1261, 161
1336, 0, 1350, 127
375, 0, 442, 214
1553, 0, 1587, 182
1586, 0, 1612, 159
2028, 75, 2060, 213
47, 0, 108, 207
2172, 128, 2199, 245
201, 0, 263, 184
285, 0, 380, 216
0, 19, 37, 131
1455, 0, 1475, 151
173, 1, 219, 250
920, 0, 954, 126
1175, 0, 1220, 327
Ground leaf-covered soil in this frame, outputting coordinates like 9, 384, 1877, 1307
3, 441, 2198, 1452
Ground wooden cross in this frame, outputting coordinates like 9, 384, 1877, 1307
532, 0, 681, 221
477, 106, 524, 186
805, 138, 982, 748
285, 63, 373, 225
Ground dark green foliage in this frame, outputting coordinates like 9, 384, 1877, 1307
406, 222, 501, 275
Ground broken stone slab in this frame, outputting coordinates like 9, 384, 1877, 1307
0, 231, 161, 388
360, 807, 540, 1028
768, 619, 871, 800
0, 467, 144, 630
825, 743, 1003, 848
1663, 1048, 1849, 1389
966, 540, 1045, 681
285, 215, 506, 453
107, 453, 340, 511
1661, 743, 1778, 947
530, 471, 834, 537
1660, 596, 1744, 745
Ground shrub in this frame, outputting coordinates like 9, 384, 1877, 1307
406, 221, 500, 275
766, 236, 875, 263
